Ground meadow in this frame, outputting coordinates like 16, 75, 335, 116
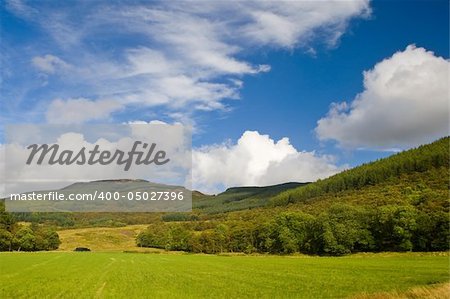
0, 251, 448, 298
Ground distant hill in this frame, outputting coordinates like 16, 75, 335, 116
3, 179, 191, 213
62, 179, 184, 193
5, 179, 306, 226
193, 182, 308, 214
224, 182, 307, 195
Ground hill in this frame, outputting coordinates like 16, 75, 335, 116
192, 182, 307, 214
137, 137, 449, 255
7, 181, 306, 226
270, 137, 448, 207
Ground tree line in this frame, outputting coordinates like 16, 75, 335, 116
137, 202, 449, 255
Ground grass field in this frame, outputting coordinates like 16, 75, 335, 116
0, 251, 448, 298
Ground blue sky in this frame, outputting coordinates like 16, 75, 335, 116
1, 0, 449, 192
191, 0, 449, 163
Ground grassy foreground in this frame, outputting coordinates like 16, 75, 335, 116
0, 252, 448, 298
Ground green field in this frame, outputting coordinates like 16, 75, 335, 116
0, 252, 448, 298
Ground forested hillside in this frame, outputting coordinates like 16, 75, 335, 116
137, 137, 449, 255
271, 137, 449, 206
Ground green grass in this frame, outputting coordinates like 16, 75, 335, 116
0, 252, 448, 298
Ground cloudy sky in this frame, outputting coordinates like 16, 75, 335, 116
1, 0, 449, 193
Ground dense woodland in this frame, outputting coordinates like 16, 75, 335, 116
271, 137, 449, 206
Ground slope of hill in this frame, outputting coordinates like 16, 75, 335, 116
57, 225, 150, 251
271, 137, 449, 207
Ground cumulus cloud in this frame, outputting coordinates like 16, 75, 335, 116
2, 123, 191, 197
1, 127, 342, 195
4, 0, 370, 124
46, 98, 123, 124
192, 131, 342, 193
316, 45, 450, 150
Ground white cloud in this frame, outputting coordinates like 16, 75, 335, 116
1, 127, 341, 195
192, 131, 341, 193
31, 54, 70, 74
1, 124, 191, 197
125, 48, 176, 77
316, 45, 450, 150
46, 98, 123, 124
4, 0, 37, 19
126, 120, 168, 125
238, 1, 371, 48
5, 0, 370, 124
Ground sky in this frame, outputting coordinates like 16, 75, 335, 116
1, 0, 449, 193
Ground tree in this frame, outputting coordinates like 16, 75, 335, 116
13, 227, 36, 251
34, 227, 61, 250
0, 229, 13, 251
168, 225, 192, 251
371, 205, 417, 251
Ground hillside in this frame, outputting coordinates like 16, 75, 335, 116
271, 136, 449, 206
57, 225, 151, 251
192, 182, 307, 214
137, 137, 449, 255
